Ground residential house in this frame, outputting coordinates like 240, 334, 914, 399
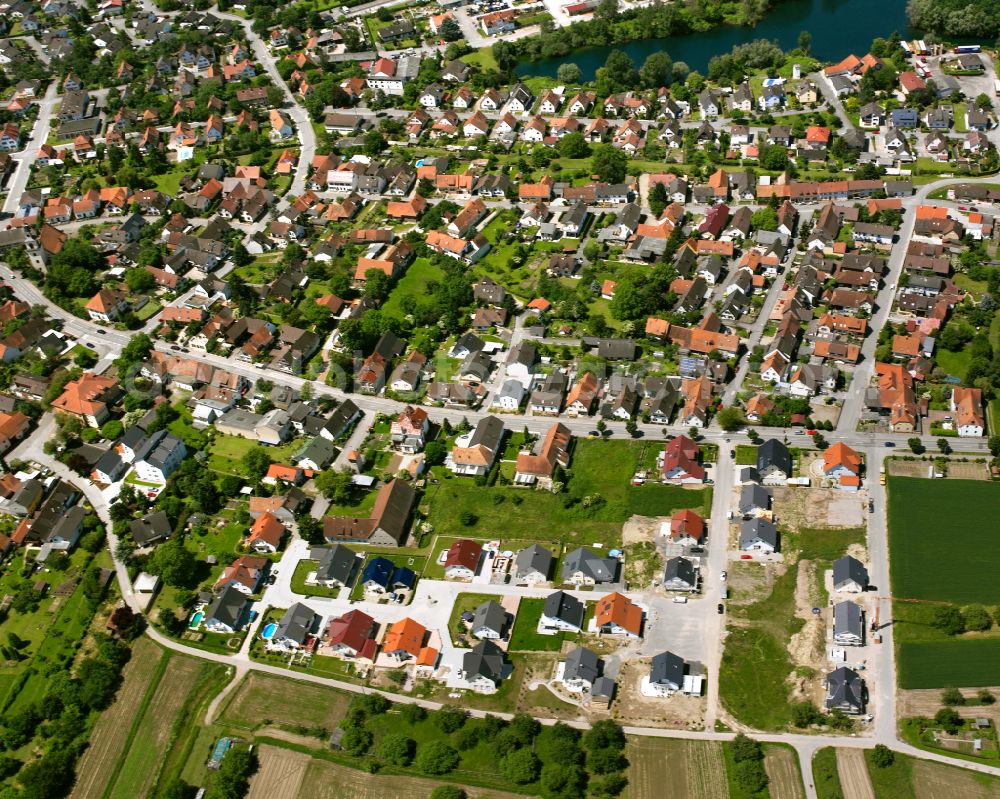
562, 547, 617, 586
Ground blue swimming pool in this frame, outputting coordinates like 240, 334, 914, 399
262, 622, 277, 639
415, 159, 424, 167
188, 610, 204, 630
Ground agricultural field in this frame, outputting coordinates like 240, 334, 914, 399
626, 737, 729, 799
838, 749, 875, 799
887, 478, 1000, 604
300, 756, 537, 799
70, 639, 166, 799
888, 478, 1000, 688
765, 745, 805, 799
246, 745, 310, 799
217, 672, 353, 732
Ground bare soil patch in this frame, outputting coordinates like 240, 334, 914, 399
836, 748, 875, 799
771, 487, 864, 530
247, 745, 309, 799
948, 461, 990, 481
611, 659, 705, 730
765, 746, 805, 799
622, 515, 659, 545
899, 686, 1000, 724
787, 560, 827, 706
627, 737, 727, 799
220, 673, 351, 731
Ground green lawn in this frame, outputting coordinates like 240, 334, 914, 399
935, 346, 971, 380
291, 560, 344, 599
208, 435, 302, 475
719, 563, 800, 731
888, 478, 1000, 603
446, 592, 498, 647
461, 47, 499, 72
381, 257, 444, 319
812, 747, 844, 799
735, 445, 759, 465
863, 748, 914, 799
898, 638, 1000, 689
424, 439, 710, 547
508, 597, 575, 652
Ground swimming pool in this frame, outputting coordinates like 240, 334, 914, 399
415, 158, 424, 167
262, 622, 277, 639
189, 611, 204, 629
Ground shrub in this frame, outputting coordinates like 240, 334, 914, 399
433, 706, 468, 733
941, 687, 966, 706
871, 744, 895, 768
416, 741, 460, 775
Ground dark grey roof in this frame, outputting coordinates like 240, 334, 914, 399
472, 601, 507, 636
826, 666, 864, 711
663, 556, 697, 588
650, 650, 685, 687
205, 585, 247, 628
592, 676, 616, 699
507, 342, 536, 368
515, 544, 552, 579
134, 430, 185, 470
562, 547, 617, 583
564, 646, 601, 684
832, 555, 869, 589
129, 510, 172, 546
756, 438, 792, 476
469, 415, 505, 451
93, 449, 124, 478
543, 590, 584, 628
833, 601, 863, 639
463, 639, 505, 683
311, 544, 358, 585
120, 425, 148, 450
739, 518, 778, 549
274, 602, 318, 645
453, 331, 484, 354
738, 484, 771, 514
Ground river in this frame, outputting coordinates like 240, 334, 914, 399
516, 0, 915, 80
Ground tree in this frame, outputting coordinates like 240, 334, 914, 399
439, 16, 462, 41
160, 778, 196, 799
558, 131, 590, 158
978, 689, 996, 705
424, 440, 447, 466
731, 733, 764, 762
416, 741, 460, 775
364, 268, 392, 301
100, 420, 124, 440
591, 144, 628, 184
639, 51, 672, 89
17, 748, 77, 799
908, 437, 925, 454
717, 407, 746, 432
125, 267, 156, 293
871, 744, 895, 768
147, 539, 199, 589
241, 447, 273, 481
587, 747, 627, 774
734, 760, 768, 794
648, 181, 668, 217
963, 604, 993, 632
315, 469, 355, 503
429, 788, 465, 799
434, 705, 468, 733
341, 725, 373, 755
207, 747, 257, 799
501, 749, 540, 784
297, 515, 324, 545
378, 733, 416, 766
975, 92, 992, 109
401, 703, 427, 724
751, 206, 778, 231
540, 763, 586, 799
363, 129, 387, 156
932, 604, 966, 636
941, 687, 966, 705
988, 436, 1000, 457
934, 707, 963, 734
584, 719, 626, 751
557, 63, 582, 83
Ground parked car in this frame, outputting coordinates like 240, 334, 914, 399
717, 603, 724, 614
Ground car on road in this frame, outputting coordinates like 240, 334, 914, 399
740, 554, 752, 560
869, 500, 875, 513
717, 603, 724, 614
884, 442, 895, 447
97, 329, 106, 334
720, 570, 727, 581
170, 345, 181, 351
730, 449, 735, 458
85, 342, 96, 348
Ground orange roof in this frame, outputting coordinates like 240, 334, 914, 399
823, 442, 861, 475
669, 509, 705, 541
806, 126, 830, 143
265, 464, 302, 483
527, 298, 551, 311
248, 511, 284, 547
601, 279, 617, 297
416, 646, 439, 667
916, 205, 949, 220
840, 475, 861, 487
595, 592, 643, 636
51, 373, 116, 418
384, 617, 426, 657
85, 288, 122, 313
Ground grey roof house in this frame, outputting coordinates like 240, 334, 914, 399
514, 544, 552, 584
562, 547, 618, 585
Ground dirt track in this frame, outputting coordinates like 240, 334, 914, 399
836, 748, 875, 799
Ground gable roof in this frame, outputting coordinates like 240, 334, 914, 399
595, 591, 642, 635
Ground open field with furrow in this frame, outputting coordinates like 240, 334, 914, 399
836, 749, 875, 799
765, 746, 804, 799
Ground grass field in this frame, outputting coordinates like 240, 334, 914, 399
812, 747, 844, 799
864, 748, 915, 799
765, 744, 804, 799
424, 439, 709, 546
888, 478, 1000, 604
381, 257, 443, 319
720, 564, 800, 731
627, 737, 729, 799
218, 673, 353, 732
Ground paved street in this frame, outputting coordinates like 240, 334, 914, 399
2, 83, 59, 215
